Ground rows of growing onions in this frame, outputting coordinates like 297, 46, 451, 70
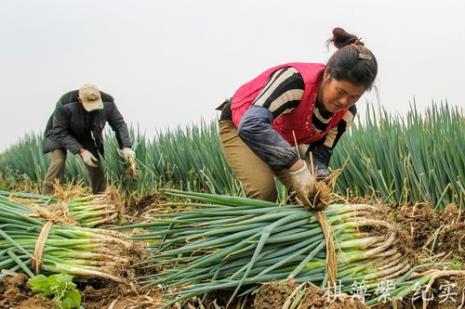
0, 103, 464, 209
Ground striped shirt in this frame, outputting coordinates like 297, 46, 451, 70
252, 67, 357, 149
219, 67, 357, 170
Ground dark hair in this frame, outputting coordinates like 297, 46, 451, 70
326, 27, 378, 90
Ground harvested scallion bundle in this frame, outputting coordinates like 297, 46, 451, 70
127, 190, 421, 307
0, 195, 131, 282
0, 187, 124, 227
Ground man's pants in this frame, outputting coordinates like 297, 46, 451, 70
42, 149, 107, 195
218, 120, 301, 202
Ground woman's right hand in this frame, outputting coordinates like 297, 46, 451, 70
289, 159, 306, 172
288, 160, 317, 208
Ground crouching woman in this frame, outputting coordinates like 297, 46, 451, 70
218, 28, 377, 206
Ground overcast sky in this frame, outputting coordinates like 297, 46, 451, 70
1, 0, 464, 152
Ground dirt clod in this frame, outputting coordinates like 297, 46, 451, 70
80, 282, 163, 309
254, 281, 298, 308
388, 203, 441, 252
254, 281, 368, 309
0, 273, 55, 309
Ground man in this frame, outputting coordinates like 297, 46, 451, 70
42, 84, 135, 194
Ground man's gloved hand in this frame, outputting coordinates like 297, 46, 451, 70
121, 147, 136, 162
289, 160, 317, 208
79, 149, 98, 168
121, 147, 137, 179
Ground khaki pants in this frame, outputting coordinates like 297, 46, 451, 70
219, 120, 298, 202
42, 149, 107, 195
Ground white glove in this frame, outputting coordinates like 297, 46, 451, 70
289, 160, 316, 208
80, 149, 98, 168
121, 147, 135, 162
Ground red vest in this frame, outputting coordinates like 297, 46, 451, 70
231, 62, 347, 144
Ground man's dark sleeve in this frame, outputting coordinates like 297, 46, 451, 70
238, 106, 299, 170
52, 106, 83, 154
107, 102, 132, 149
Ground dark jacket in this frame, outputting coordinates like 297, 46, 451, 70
42, 90, 132, 156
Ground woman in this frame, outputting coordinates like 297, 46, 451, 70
217, 28, 377, 207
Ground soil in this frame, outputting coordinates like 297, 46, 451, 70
435, 204, 465, 260
425, 276, 465, 309
386, 203, 442, 252
298, 286, 368, 309
254, 278, 465, 309
393, 221, 419, 267
133, 194, 163, 211
123, 192, 170, 224
254, 281, 368, 309
254, 281, 299, 308
15, 297, 56, 309
79, 281, 163, 309
0, 274, 164, 309
197, 290, 254, 309
385, 202, 465, 262
82, 284, 254, 309
0, 273, 55, 309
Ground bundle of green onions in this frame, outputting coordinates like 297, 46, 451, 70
0, 188, 123, 227
0, 189, 55, 205
129, 190, 425, 307
0, 195, 131, 282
